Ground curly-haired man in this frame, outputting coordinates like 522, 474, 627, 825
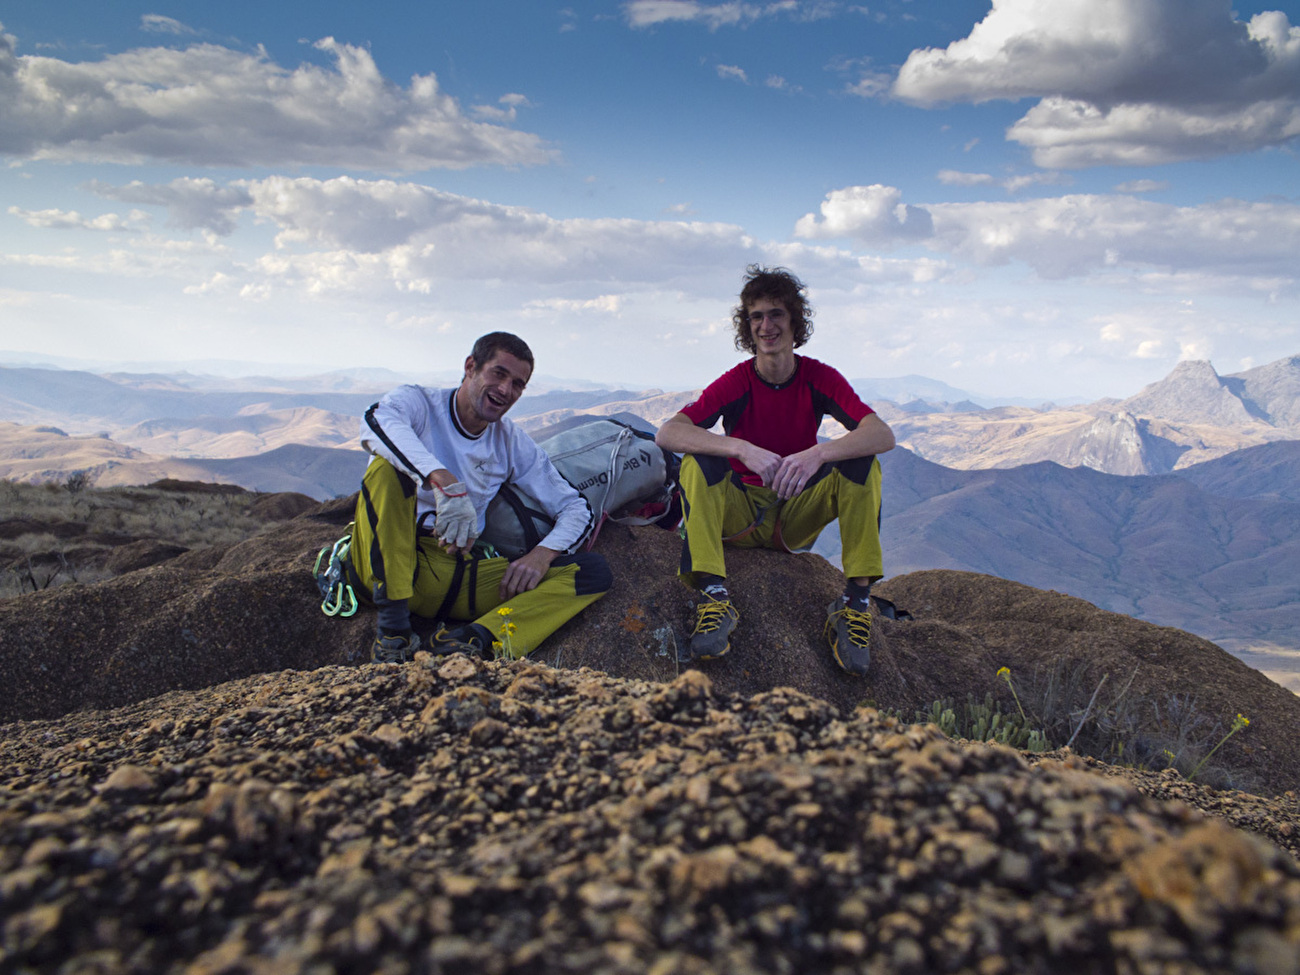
655, 266, 895, 674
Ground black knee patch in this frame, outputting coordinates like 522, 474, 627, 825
553, 552, 613, 596
689, 453, 733, 486
805, 462, 835, 490
834, 454, 878, 485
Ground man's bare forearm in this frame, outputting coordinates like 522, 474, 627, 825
815, 413, 896, 463
655, 413, 742, 458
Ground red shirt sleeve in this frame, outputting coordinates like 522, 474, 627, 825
807, 359, 873, 429
679, 363, 747, 429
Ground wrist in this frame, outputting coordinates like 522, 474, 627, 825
427, 470, 461, 493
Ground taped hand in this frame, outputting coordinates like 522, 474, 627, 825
432, 481, 478, 553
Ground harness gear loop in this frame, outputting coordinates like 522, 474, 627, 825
722, 499, 783, 545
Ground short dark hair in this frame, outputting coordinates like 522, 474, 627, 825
730, 264, 814, 354
470, 331, 534, 372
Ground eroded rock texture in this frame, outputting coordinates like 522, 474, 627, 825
2, 660, 1298, 974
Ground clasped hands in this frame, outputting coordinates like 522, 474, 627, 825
743, 444, 822, 500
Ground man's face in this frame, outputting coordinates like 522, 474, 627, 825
746, 297, 794, 356
459, 350, 532, 431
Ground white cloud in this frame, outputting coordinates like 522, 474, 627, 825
937, 170, 995, 186
1136, 339, 1164, 358
926, 193, 1300, 281
90, 178, 254, 234
0, 27, 553, 170
623, 1, 827, 30
1002, 171, 1072, 193
140, 15, 196, 36
471, 93, 532, 123
795, 182, 1300, 287
844, 72, 891, 97
794, 184, 935, 244
525, 295, 625, 314
8, 206, 143, 231
67, 175, 946, 307
1115, 179, 1169, 193
625, 1, 756, 29
893, 0, 1300, 166
717, 64, 748, 83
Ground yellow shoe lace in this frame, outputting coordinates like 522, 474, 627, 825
827, 604, 872, 648
693, 599, 737, 635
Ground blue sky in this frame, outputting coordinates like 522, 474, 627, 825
1, 0, 1298, 400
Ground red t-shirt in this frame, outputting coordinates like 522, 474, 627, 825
680, 356, 873, 485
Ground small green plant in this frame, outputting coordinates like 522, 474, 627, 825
1188, 713, 1250, 782
891, 683, 1051, 753
877, 658, 1254, 789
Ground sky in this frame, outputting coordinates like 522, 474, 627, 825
1, 0, 1298, 401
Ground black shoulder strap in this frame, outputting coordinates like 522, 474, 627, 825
497, 483, 549, 552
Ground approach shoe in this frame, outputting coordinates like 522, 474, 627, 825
825, 599, 872, 676
430, 624, 493, 658
686, 594, 739, 662
371, 630, 420, 664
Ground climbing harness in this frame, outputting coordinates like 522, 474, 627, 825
313, 527, 359, 618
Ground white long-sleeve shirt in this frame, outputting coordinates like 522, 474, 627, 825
359, 384, 593, 554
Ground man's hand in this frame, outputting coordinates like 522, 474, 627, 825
500, 546, 557, 600
431, 481, 478, 555
771, 446, 823, 499
737, 442, 783, 488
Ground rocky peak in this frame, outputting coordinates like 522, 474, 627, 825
1120, 359, 1258, 428
1060, 410, 1185, 475
1228, 354, 1300, 430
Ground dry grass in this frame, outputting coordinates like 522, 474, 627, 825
889, 657, 1249, 790
0, 477, 279, 598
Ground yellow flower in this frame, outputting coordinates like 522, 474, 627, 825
997, 667, 1010, 679
492, 640, 504, 652
497, 607, 513, 617
507, 622, 518, 634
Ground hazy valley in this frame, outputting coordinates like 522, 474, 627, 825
2, 353, 1299, 689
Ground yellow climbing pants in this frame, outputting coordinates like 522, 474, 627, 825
677, 452, 883, 588
348, 457, 611, 657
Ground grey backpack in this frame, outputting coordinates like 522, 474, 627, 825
481, 415, 681, 559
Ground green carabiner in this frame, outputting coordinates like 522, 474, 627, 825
336, 583, 358, 617
322, 581, 358, 618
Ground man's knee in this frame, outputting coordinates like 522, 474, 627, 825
833, 454, 878, 485
362, 457, 418, 500
553, 551, 613, 596
682, 453, 733, 487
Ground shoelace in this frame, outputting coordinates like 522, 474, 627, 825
375, 635, 414, 662
829, 605, 872, 646
693, 599, 737, 634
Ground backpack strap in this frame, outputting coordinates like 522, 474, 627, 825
495, 483, 549, 554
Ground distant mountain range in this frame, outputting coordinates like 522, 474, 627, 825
811, 444, 1300, 671
878, 355, 1300, 475
2, 354, 1298, 677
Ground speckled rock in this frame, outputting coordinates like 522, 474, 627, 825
2, 661, 1298, 974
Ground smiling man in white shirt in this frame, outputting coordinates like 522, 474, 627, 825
349, 331, 611, 663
